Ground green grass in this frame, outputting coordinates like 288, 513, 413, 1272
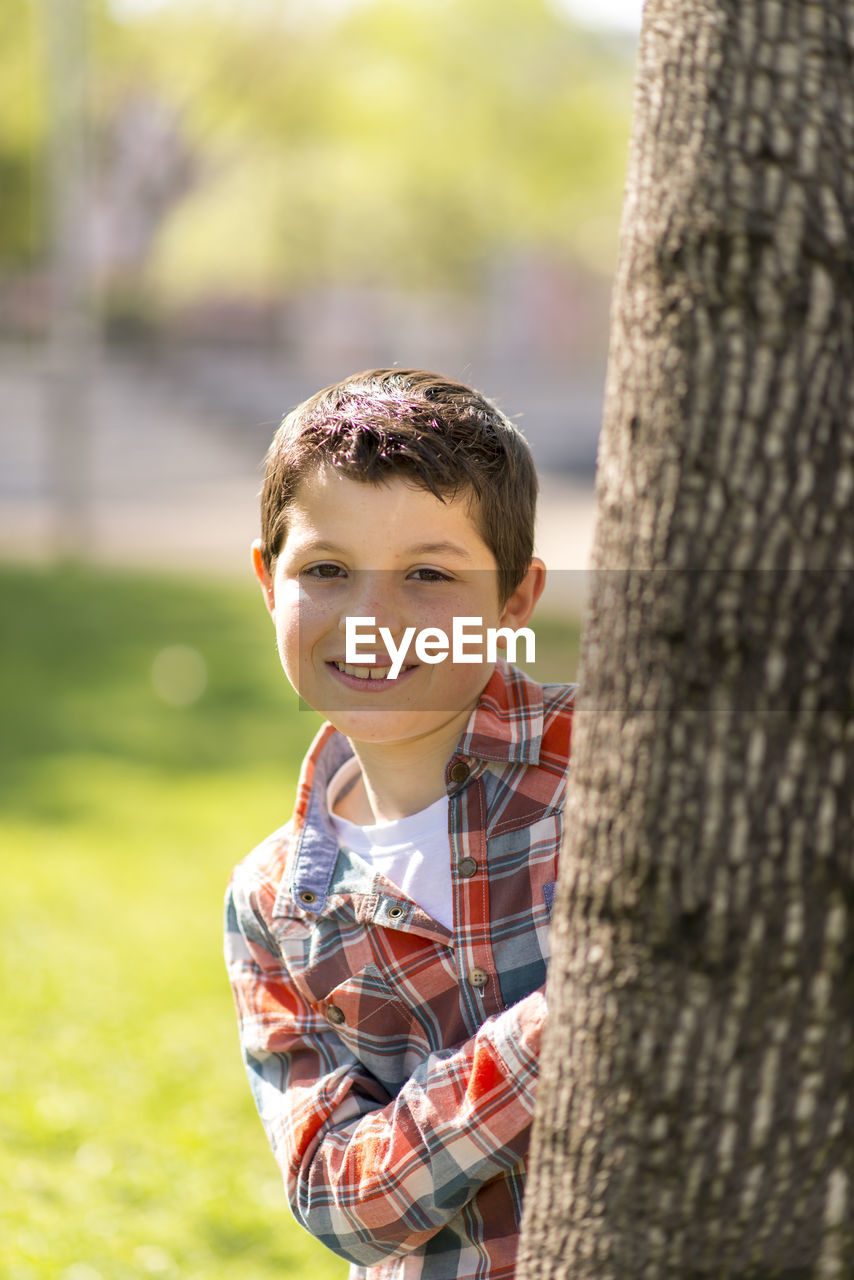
0, 563, 579, 1279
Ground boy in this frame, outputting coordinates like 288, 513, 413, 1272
224, 369, 575, 1279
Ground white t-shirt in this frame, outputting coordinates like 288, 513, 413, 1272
327, 758, 454, 930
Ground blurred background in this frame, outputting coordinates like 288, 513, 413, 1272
1, 1, 638, 1276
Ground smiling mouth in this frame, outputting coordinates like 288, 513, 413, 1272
329, 661, 417, 682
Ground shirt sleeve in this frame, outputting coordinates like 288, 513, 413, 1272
224, 876, 546, 1269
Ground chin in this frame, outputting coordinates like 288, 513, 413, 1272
325, 709, 421, 743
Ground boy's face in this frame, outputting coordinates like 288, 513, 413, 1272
253, 466, 543, 752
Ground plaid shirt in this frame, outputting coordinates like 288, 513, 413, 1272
224, 662, 576, 1279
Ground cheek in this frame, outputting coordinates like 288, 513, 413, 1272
275, 584, 336, 670
411, 589, 486, 634
415, 590, 502, 656
270, 583, 301, 669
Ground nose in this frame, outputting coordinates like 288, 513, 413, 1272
336, 571, 408, 640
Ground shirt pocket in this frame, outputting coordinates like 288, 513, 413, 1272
306, 962, 433, 1094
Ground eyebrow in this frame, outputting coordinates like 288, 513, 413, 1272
293, 539, 474, 560
295, 541, 344, 554
404, 542, 474, 559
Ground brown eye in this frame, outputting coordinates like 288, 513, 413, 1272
409, 568, 452, 583
304, 563, 346, 579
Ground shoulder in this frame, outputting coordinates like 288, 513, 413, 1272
539, 680, 578, 765
230, 820, 293, 897
540, 679, 578, 720
227, 720, 352, 924
225, 821, 295, 941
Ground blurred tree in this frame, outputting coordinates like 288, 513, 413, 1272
0, 1, 46, 267
518, 0, 854, 1275
2, 0, 633, 305
100, 0, 633, 299
89, 87, 197, 332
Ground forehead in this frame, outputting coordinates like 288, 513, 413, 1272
281, 466, 495, 560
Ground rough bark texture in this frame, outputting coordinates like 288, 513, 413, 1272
518, 2, 854, 1276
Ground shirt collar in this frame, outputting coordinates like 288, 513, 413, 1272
277, 723, 354, 917
455, 660, 544, 767
278, 661, 543, 916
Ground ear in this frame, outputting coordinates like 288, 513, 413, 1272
498, 557, 546, 631
251, 540, 276, 617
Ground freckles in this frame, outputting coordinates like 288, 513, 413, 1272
294, 595, 327, 624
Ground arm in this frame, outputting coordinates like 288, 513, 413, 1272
225, 878, 545, 1268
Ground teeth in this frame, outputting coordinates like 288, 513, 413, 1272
335, 662, 391, 679
333, 662, 416, 680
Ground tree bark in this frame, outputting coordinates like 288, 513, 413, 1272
518, 2, 854, 1276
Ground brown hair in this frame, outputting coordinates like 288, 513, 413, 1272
259, 368, 538, 602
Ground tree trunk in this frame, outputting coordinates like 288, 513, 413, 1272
518, 2, 854, 1276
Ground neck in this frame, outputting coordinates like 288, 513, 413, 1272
341, 708, 474, 824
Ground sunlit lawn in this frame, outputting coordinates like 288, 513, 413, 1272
0, 564, 579, 1280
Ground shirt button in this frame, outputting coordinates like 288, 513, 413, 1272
449, 761, 470, 784
468, 967, 489, 990
326, 1004, 346, 1026
459, 857, 478, 878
